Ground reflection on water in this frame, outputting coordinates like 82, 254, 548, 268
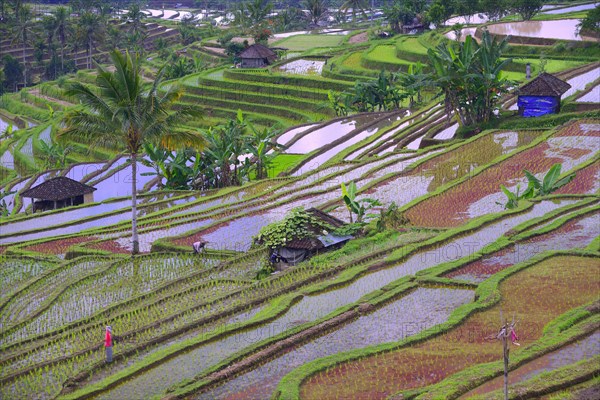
564, 67, 600, 98
445, 14, 488, 25
433, 124, 458, 140
486, 19, 597, 42
444, 28, 477, 41
285, 119, 358, 154
277, 59, 326, 75
576, 84, 600, 103
277, 124, 319, 146
543, 3, 598, 15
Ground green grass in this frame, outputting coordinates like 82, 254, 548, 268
268, 154, 306, 177
366, 45, 412, 66
502, 57, 588, 81
272, 35, 345, 51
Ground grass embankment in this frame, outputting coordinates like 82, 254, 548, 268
272, 35, 346, 51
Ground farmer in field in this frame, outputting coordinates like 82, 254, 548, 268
193, 241, 207, 254
105, 326, 113, 363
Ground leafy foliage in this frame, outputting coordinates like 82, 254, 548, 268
497, 163, 577, 209
341, 181, 382, 224
255, 207, 332, 250
38, 139, 72, 169
425, 31, 513, 126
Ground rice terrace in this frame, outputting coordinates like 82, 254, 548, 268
1, 0, 599, 399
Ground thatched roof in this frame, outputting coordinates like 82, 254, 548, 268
21, 177, 96, 201
239, 43, 276, 60
519, 73, 571, 97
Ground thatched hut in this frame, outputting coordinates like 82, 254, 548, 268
271, 208, 353, 267
21, 176, 96, 212
517, 73, 572, 117
239, 44, 277, 68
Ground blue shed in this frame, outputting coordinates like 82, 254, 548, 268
517, 73, 572, 118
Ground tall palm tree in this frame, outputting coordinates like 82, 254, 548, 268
340, 0, 369, 23
11, 5, 35, 87
76, 11, 105, 70
53, 6, 69, 72
123, 4, 147, 37
59, 50, 206, 254
304, 0, 327, 26
246, 0, 272, 26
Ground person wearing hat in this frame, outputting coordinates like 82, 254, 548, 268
105, 326, 113, 363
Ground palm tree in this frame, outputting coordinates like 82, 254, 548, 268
59, 50, 206, 254
304, 0, 327, 26
246, 0, 272, 26
123, 4, 147, 37
340, 0, 369, 23
76, 11, 105, 70
53, 7, 69, 73
11, 5, 35, 87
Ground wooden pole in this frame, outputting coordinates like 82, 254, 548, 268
503, 324, 509, 400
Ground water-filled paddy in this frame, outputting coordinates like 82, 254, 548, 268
486, 19, 596, 42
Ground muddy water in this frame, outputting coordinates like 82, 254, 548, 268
434, 124, 458, 140
285, 119, 359, 154
63, 162, 106, 183
1, 148, 15, 171
310, 116, 399, 164
91, 162, 156, 202
197, 288, 474, 400
277, 60, 326, 75
277, 124, 320, 146
564, 67, 600, 98
0, 116, 13, 133
87, 156, 129, 185
0, 211, 135, 244
543, 3, 599, 15
486, 19, 596, 42
38, 126, 52, 143
273, 30, 309, 39
466, 134, 600, 219
462, 331, 600, 397
346, 122, 409, 160
444, 28, 478, 41
0, 177, 28, 215
97, 200, 570, 400
0, 193, 194, 238
447, 211, 599, 283
576, 84, 600, 102
361, 131, 536, 210
445, 14, 488, 25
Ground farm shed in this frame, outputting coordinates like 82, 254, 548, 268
21, 176, 96, 212
239, 44, 277, 68
517, 73, 572, 117
271, 208, 353, 267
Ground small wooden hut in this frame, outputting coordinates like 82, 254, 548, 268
239, 44, 277, 68
21, 176, 96, 213
271, 208, 353, 267
517, 73, 572, 117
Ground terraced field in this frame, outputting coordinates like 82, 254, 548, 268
1, 9, 599, 400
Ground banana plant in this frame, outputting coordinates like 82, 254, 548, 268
341, 181, 382, 224
523, 163, 576, 196
0, 190, 16, 217
497, 163, 576, 209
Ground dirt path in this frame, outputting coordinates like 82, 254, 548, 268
27, 89, 74, 108
349, 32, 368, 44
